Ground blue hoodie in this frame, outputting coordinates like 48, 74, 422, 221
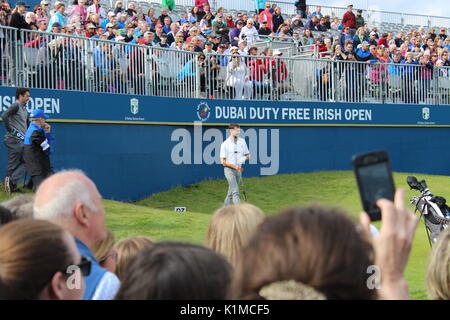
355, 48, 377, 62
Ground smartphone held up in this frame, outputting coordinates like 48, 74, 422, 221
352, 150, 396, 221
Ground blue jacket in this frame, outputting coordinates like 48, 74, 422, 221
178, 59, 196, 80
388, 61, 403, 76
46, 12, 66, 32
355, 48, 377, 62
75, 238, 107, 300
255, 0, 266, 10
24, 122, 53, 153
23, 122, 54, 176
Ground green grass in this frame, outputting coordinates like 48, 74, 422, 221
133, 171, 450, 300
3, 171, 447, 299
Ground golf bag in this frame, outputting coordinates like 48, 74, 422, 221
407, 176, 450, 245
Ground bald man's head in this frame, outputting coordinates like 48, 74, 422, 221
34, 170, 107, 245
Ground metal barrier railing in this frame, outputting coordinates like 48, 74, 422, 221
2, 26, 450, 105
15, 28, 199, 97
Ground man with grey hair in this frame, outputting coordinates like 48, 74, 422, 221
34, 170, 120, 300
167, 22, 180, 46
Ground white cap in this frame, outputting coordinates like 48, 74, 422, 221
115, 36, 125, 41
230, 46, 239, 51
108, 11, 116, 16
106, 23, 114, 28
40, 0, 49, 4
273, 49, 282, 55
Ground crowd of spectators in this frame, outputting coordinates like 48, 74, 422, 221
2, 0, 450, 102
2, 168, 450, 300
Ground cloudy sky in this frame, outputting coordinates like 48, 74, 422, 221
311, 0, 450, 18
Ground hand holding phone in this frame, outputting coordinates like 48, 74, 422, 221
352, 150, 395, 221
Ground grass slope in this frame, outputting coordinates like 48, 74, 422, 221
135, 171, 450, 300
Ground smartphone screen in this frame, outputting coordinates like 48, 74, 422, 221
353, 151, 395, 221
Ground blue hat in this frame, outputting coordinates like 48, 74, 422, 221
30, 109, 49, 119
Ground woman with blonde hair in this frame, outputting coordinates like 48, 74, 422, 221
113, 236, 154, 280
427, 227, 450, 299
205, 203, 265, 266
91, 229, 117, 274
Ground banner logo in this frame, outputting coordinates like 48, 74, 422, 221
422, 107, 430, 120
196, 102, 211, 122
130, 98, 139, 115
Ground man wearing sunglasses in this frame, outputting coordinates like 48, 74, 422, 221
34, 170, 120, 300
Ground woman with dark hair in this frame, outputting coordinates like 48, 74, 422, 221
115, 242, 232, 300
0, 219, 89, 300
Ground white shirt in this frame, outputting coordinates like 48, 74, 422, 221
220, 136, 249, 166
239, 26, 259, 46
91, 271, 121, 300
87, 4, 107, 19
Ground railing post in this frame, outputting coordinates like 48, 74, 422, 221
144, 48, 152, 96
434, 67, 439, 106
85, 40, 93, 92
195, 56, 201, 98
16, 29, 24, 87
331, 60, 335, 102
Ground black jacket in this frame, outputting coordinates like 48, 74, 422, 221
8, 12, 30, 39
24, 125, 52, 176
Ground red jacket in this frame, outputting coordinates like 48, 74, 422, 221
194, 0, 210, 11
248, 58, 267, 81
225, 17, 235, 28
259, 10, 273, 31
267, 58, 288, 81
377, 37, 388, 48
317, 44, 330, 58
342, 11, 356, 29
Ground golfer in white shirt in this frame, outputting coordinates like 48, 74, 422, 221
220, 123, 250, 206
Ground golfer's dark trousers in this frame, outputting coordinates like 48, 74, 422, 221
4, 135, 26, 183
31, 173, 51, 192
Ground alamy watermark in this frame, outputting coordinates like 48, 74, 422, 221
366, 265, 381, 290
66, 265, 83, 290
170, 121, 280, 175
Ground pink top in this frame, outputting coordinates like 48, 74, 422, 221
70, 5, 88, 23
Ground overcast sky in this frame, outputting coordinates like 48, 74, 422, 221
310, 0, 450, 18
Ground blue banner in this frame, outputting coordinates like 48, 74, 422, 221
0, 87, 444, 126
